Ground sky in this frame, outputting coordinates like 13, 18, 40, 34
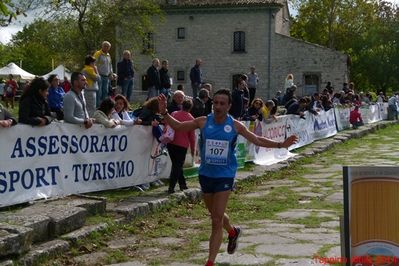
1, 0, 399, 44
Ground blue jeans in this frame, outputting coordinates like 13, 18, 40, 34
191, 83, 200, 98
147, 86, 159, 99
122, 78, 134, 102
97, 76, 109, 105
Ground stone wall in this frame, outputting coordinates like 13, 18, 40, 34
132, 10, 273, 100
271, 33, 348, 97
127, 6, 347, 103
274, 1, 290, 36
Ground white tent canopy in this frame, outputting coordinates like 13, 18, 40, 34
42, 65, 71, 81
0, 62, 36, 80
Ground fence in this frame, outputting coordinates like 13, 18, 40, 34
0, 103, 388, 207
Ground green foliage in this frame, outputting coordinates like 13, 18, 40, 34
1, 0, 162, 75
291, 0, 399, 93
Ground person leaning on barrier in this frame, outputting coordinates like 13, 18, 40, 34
111, 94, 138, 126
93, 97, 120, 128
19, 77, 55, 127
287, 97, 308, 119
0, 103, 17, 127
47, 74, 65, 120
63, 72, 94, 129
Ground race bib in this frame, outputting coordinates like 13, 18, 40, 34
205, 139, 229, 165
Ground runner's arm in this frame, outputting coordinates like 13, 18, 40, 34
234, 120, 298, 149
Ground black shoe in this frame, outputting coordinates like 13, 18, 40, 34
227, 226, 241, 254
167, 189, 175, 194
180, 186, 188, 191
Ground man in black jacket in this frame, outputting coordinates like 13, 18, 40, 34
189, 59, 202, 98
146, 58, 161, 99
159, 60, 171, 99
117, 50, 134, 102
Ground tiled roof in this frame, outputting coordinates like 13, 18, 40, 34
164, 0, 283, 7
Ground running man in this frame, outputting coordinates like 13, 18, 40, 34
158, 89, 297, 266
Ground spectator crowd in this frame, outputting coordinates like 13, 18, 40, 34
1, 40, 399, 191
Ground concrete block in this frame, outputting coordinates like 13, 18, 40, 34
183, 188, 202, 203
108, 201, 150, 221
47, 207, 88, 237
47, 195, 107, 215
147, 197, 170, 211
21, 239, 69, 266
0, 223, 33, 257
0, 214, 51, 243
62, 223, 109, 244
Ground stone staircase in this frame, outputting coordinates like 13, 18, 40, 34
0, 189, 202, 266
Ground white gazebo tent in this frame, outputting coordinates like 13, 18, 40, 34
0, 62, 36, 80
42, 65, 71, 81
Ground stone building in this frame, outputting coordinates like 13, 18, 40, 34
125, 0, 348, 101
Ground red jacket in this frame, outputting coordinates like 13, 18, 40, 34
350, 108, 362, 124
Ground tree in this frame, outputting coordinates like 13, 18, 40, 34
290, 0, 399, 93
1, 0, 162, 75
0, 0, 38, 27
39, 0, 162, 54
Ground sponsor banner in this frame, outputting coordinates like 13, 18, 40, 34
343, 166, 399, 266
286, 112, 314, 150
334, 106, 351, 131
379, 103, 388, 120
360, 104, 380, 124
253, 116, 296, 166
313, 109, 337, 140
0, 123, 170, 207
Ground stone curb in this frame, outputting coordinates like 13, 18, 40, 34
107, 188, 203, 221
21, 239, 70, 266
1, 120, 396, 265
62, 223, 109, 244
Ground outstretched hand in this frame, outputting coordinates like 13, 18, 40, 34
282, 135, 298, 149
158, 94, 167, 114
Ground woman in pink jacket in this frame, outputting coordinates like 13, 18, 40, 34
167, 99, 196, 194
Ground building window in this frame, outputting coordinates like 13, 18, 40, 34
233, 31, 245, 52
177, 27, 185, 39
142, 32, 154, 54
177, 70, 185, 81
303, 73, 320, 96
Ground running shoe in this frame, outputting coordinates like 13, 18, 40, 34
227, 226, 241, 254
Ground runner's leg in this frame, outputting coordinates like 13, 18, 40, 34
203, 190, 231, 263
203, 194, 234, 232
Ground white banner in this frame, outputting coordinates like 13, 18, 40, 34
285, 112, 314, 150
334, 106, 351, 131
0, 123, 171, 207
253, 116, 296, 166
360, 104, 381, 124
379, 102, 388, 120
313, 109, 337, 140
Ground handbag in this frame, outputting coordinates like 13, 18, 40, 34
159, 125, 175, 144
